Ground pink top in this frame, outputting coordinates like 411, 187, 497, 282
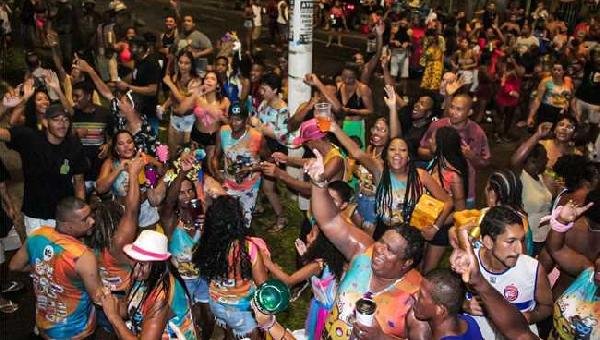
194, 106, 223, 127
496, 74, 522, 107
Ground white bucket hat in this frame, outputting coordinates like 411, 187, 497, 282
123, 230, 171, 261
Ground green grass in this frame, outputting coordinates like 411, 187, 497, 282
251, 187, 312, 330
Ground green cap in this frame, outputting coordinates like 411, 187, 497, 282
252, 279, 290, 315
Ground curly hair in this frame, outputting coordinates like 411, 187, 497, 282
553, 155, 599, 191
194, 195, 253, 282
302, 230, 346, 279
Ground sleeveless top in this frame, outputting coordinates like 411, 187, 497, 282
441, 314, 483, 340
542, 77, 574, 108
336, 85, 366, 117
27, 226, 96, 339
470, 246, 540, 339
306, 264, 338, 340
520, 170, 552, 243
97, 247, 132, 293
220, 126, 263, 191
169, 223, 201, 280
324, 247, 422, 339
208, 239, 261, 310
127, 274, 196, 339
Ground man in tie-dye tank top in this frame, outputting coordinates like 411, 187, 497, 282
9, 197, 103, 339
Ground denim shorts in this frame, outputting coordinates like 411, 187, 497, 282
170, 114, 196, 133
209, 299, 257, 338
357, 194, 377, 224
184, 277, 210, 304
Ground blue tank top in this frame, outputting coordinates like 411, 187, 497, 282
441, 314, 483, 340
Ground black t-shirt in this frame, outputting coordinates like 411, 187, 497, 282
7, 127, 88, 219
399, 106, 431, 157
132, 53, 162, 119
72, 105, 113, 180
575, 64, 600, 105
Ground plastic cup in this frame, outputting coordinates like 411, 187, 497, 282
314, 102, 333, 132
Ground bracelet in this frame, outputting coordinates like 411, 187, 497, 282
311, 177, 329, 189
550, 206, 574, 233
259, 315, 276, 331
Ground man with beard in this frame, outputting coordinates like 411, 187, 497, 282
9, 196, 103, 339
115, 36, 161, 134
464, 206, 553, 339
0, 104, 88, 234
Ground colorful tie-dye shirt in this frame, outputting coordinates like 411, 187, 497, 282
220, 125, 263, 192
324, 247, 422, 339
27, 226, 96, 339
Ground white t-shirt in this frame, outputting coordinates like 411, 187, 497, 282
252, 4, 262, 27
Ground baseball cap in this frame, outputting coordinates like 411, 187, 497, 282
229, 103, 248, 118
45, 104, 69, 119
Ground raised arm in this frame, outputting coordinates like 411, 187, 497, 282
528, 78, 548, 128
450, 229, 539, 340
384, 85, 401, 139
111, 154, 143, 263
359, 21, 385, 85
161, 156, 197, 236
511, 122, 551, 171
76, 59, 114, 101
305, 150, 373, 261
328, 121, 383, 180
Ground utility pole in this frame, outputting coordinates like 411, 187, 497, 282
287, 0, 313, 210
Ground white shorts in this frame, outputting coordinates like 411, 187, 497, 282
170, 114, 196, 133
390, 48, 409, 78
24, 215, 56, 235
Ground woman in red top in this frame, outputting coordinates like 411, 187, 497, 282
495, 56, 523, 143
326, 0, 347, 47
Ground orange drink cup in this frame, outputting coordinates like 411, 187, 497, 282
314, 103, 332, 132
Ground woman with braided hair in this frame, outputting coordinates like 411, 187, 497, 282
422, 126, 469, 273
193, 195, 267, 339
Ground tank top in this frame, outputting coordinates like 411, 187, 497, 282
127, 274, 196, 339
220, 126, 263, 191
324, 247, 422, 339
470, 247, 540, 339
97, 247, 132, 293
542, 77, 574, 108
208, 239, 261, 309
27, 226, 96, 339
441, 314, 483, 340
520, 170, 552, 243
169, 223, 201, 280
336, 85, 366, 115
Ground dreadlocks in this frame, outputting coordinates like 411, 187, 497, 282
85, 198, 124, 251
194, 195, 253, 282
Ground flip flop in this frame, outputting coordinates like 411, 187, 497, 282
2, 281, 24, 293
0, 300, 19, 313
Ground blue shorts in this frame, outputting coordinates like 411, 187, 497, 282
209, 300, 257, 338
184, 277, 210, 304
357, 194, 377, 224
170, 114, 196, 133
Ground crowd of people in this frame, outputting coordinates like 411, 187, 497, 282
0, 0, 599, 339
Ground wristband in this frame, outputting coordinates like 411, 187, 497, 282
259, 315, 276, 331
311, 177, 328, 189
550, 206, 574, 232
